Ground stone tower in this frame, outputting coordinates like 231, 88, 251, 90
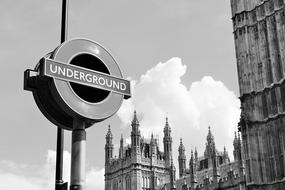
104, 112, 173, 190
178, 138, 186, 178
189, 150, 196, 188
104, 125, 113, 190
131, 111, 141, 155
105, 125, 113, 165
230, 0, 285, 189
164, 117, 173, 168
170, 159, 177, 190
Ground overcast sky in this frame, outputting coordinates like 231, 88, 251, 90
0, 0, 240, 189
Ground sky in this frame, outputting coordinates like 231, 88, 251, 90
0, 0, 240, 189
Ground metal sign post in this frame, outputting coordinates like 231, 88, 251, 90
24, 3, 131, 190
70, 119, 86, 190
55, 0, 69, 190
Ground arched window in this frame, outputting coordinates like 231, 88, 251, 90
147, 177, 150, 188
125, 175, 131, 190
113, 179, 118, 190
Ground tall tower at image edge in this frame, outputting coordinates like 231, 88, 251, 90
230, 0, 285, 189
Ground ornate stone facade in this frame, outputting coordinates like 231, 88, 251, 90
230, 0, 285, 189
105, 112, 176, 190
105, 117, 246, 190
160, 127, 246, 190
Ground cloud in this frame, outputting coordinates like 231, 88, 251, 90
0, 150, 104, 190
117, 57, 240, 168
86, 168, 105, 189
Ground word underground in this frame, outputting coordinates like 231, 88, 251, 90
44, 58, 129, 94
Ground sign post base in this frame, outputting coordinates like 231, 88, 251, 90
70, 119, 86, 190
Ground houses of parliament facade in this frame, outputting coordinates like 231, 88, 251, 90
105, 0, 285, 189
105, 112, 245, 190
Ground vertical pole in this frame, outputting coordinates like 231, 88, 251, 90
70, 119, 86, 190
61, 0, 68, 43
55, 0, 68, 190
55, 127, 64, 189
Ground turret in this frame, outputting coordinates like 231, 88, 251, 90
211, 141, 218, 184
189, 150, 196, 188
233, 131, 242, 161
131, 111, 141, 154
194, 147, 198, 163
163, 117, 173, 167
170, 159, 176, 190
178, 138, 186, 178
223, 146, 230, 163
105, 125, 114, 165
119, 134, 124, 159
150, 133, 157, 157
204, 126, 215, 158
194, 147, 198, 173
236, 132, 244, 177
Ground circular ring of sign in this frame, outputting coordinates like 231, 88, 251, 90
51, 38, 124, 121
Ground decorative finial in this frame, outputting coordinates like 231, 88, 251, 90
106, 125, 112, 138
132, 110, 139, 125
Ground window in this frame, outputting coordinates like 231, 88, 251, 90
126, 176, 131, 190
281, 11, 285, 25
280, 83, 285, 112
267, 60, 273, 85
262, 93, 268, 118
113, 180, 118, 190
258, 62, 263, 87
271, 90, 278, 114
254, 25, 259, 40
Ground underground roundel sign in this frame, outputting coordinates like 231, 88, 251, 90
24, 39, 131, 130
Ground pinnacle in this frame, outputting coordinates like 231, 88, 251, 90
132, 110, 139, 125
106, 124, 113, 138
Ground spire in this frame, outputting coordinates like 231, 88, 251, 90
163, 116, 173, 167
170, 159, 176, 190
238, 132, 241, 145
224, 146, 227, 154
164, 116, 171, 134
205, 126, 216, 158
178, 138, 186, 178
179, 138, 185, 152
189, 150, 195, 188
207, 126, 214, 143
233, 131, 238, 146
223, 146, 229, 163
106, 125, 112, 138
132, 110, 139, 126
119, 134, 124, 159
194, 147, 198, 161
105, 125, 114, 164
131, 110, 140, 151
190, 149, 194, 166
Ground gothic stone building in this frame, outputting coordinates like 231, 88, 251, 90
105, 112, 176, 190
105, 112, 245, 190
231, 0, 285, 189
160, 127, 246, 190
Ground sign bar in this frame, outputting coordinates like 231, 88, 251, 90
42, 58, 131, 99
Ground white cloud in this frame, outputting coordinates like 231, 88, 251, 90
117, 57, 240, 168
0, 150, 104, 190
86, 168, 105, 189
